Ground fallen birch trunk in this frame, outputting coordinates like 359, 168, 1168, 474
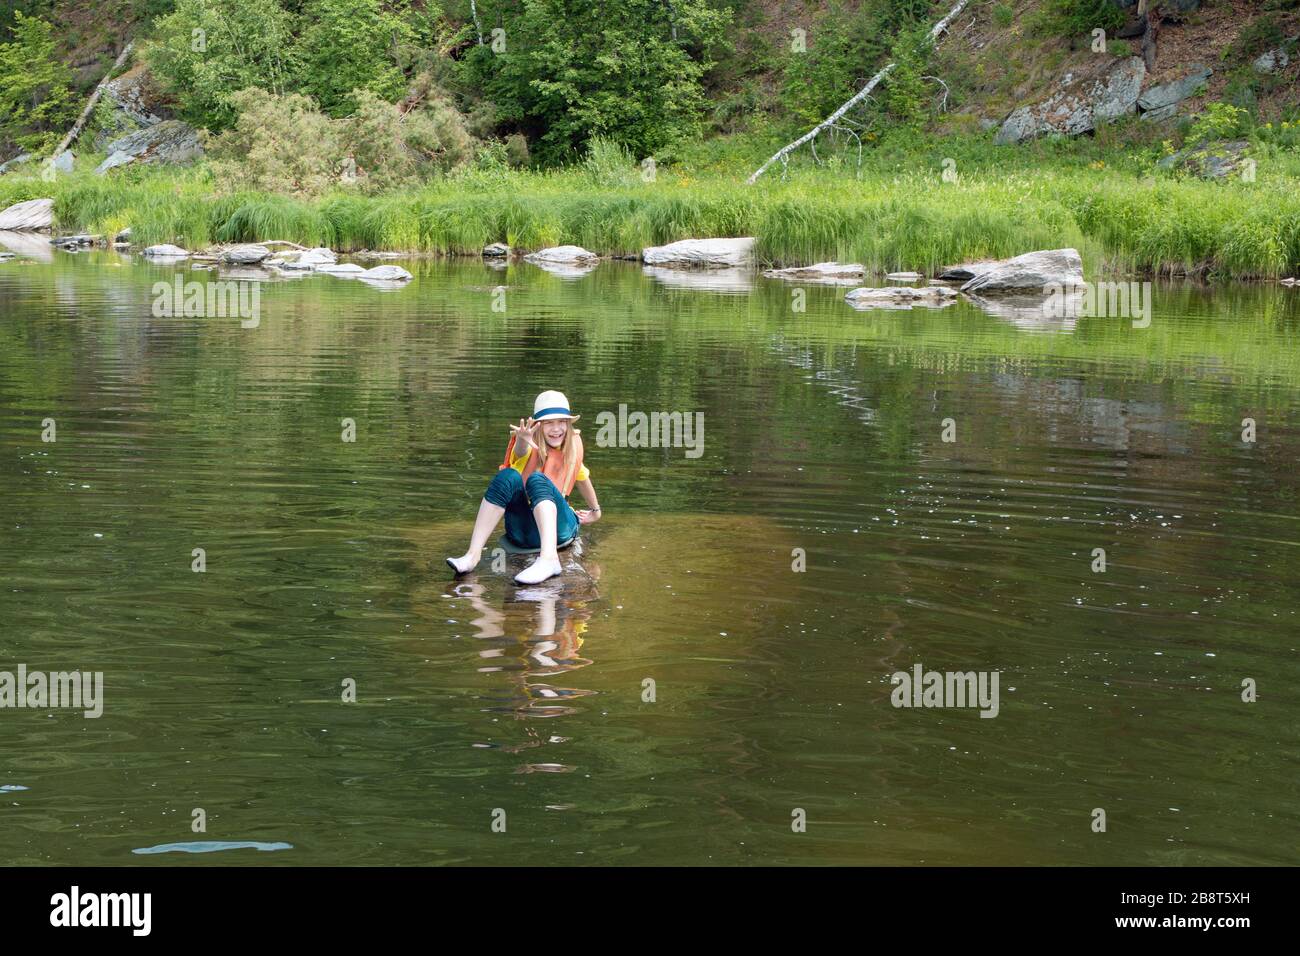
747, 1, 969, 184
50, 41, 135, 159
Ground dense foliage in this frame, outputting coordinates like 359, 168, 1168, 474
0, 11, 74, 153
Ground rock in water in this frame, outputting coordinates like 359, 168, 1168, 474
995, 58, 1145, 144
483, 243, 510, 257
317, 263, 366, 276
358, 265, 413, 282
959, 248, 1084, 295
642, 237, 755, 268
221, 244, 272, 264
762, 262, 864, 280
0, 198, 54, 232
141, 244, 190, 258
844, 286, 958, 310
524, 246, 599, 264
95, 120, 204, 176
936, 261, 997, 281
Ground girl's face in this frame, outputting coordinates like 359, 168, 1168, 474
541, 419, 568, 448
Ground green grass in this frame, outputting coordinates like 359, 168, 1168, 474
3, 133, 1300, 278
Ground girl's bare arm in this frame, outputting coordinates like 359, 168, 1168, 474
575, 478, 601, 523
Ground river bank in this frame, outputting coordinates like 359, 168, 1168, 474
2, 140, 1299, 280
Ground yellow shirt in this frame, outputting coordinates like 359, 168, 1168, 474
508, 447, 590, 485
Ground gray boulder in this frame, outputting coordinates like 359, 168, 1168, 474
1253, 48, 1290, 74
141, 244, 190, 258
525, 245, 599, 265
52, 150, 74, 173
483, 243, 510, 257
959, 248, 1084, 295
0, 198, 54, 231
1157, 140, 1251, 179
1141, 103, 1179, 123
0, 153, 34, 175
358, 265, 413, 283
221, 244, 272, 264
95, 120, 204, 176
642, 237, 755, 268
995, 58, 1145, 144
1138, 64, 1211, 113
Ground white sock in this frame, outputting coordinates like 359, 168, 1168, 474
514, 555, 562, 585
446, 552, 479, 574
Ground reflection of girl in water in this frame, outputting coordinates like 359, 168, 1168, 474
447, 391, 603, 584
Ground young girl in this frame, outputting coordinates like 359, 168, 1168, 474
447, 390, 602, 584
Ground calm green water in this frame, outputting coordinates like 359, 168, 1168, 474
1, 248, 1298, 866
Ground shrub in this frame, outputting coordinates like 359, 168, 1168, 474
207, 89, 343, 194
1029, 0, 1125, 38
1186, 102, 1252, 147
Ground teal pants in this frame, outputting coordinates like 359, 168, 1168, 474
484, 468, 579, 550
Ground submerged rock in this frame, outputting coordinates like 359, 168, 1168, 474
762, 261, 865, 282
277, 247, 337, 270
936, 261, 997, 281
959, 248, 1084, 295
642, 237, 755, 268
644, 265, 754, 293
844, 286, 958, 309
317, 262, 366, 276
358, 265, 413, 283
995, 57, 1145, 144
886, 271, 924, 281
141, 244, 190, 258
0, 198, 54, 232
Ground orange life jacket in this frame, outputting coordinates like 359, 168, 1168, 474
500, 431, 584, 497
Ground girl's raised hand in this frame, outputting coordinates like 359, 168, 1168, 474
510, 417, 540, 450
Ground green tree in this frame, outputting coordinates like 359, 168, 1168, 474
484, 0, 730, 163
296, 0, 415, 116
144, 0, 301, 130
0, 11, 75, 153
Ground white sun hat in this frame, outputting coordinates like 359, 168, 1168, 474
532, 390, 580, 422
